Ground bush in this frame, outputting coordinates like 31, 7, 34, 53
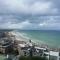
19, 56, 48, 60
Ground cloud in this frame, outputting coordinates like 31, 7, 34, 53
0, 15, 60, 30
0, 0, 59, 15
7, 20, 31, 29
39, 16, 60, 30
0, 0, 60, 30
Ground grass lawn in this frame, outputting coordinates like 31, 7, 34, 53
0, 55, 6, 60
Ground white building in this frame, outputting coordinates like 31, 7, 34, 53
49, 51, 59, 60
18, 43, 60, 60
18, 44, 30, 56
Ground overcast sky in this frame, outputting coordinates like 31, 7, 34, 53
0, 0, 60, 30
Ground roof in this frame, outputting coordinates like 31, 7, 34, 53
27, 42, 33, 47
44, 52, 49, 55
21, 47, 29, 50
18, 44, 26, 47
35, 47, 46, 50
50, 51, 59, 56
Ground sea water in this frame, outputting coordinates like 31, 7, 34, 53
0, 30, 60, 48
15, 30, 60, 48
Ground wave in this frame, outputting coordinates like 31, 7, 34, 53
11, 31, 31, 42
12, 30, 60, 48
14, 31, 46, 45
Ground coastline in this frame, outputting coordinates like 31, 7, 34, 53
0, 30, 60, 60
9, 31, 60, 52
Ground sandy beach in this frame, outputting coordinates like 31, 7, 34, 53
7, 31, 60, 52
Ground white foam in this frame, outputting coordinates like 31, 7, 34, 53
10, 31, 49, 47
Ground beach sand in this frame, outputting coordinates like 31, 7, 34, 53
7, 31, 60, 52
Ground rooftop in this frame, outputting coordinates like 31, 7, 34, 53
35, 47, 46, 50
50, 51, 59, 56
18, 44, 26, 48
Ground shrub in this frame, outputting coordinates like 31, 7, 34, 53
19, 56, 48, 60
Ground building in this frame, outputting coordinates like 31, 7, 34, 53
18, 44, 30, 56
18, 41, 60, 60
0, 39, 13, 54
18, 43, 48, 57
49, 51, 59, 60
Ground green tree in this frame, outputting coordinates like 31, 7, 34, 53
19, 56, 48, 60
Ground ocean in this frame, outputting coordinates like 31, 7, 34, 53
0, 30, 60, 48
14, 30, 60, 48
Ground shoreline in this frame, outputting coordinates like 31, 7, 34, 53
9, 31, 60, 52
